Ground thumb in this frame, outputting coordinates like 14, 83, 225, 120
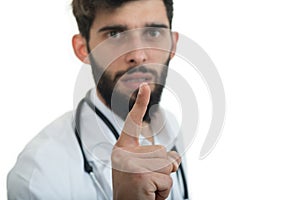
115, 83, 151, 147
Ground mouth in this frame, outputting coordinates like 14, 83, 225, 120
119, 72, 154, 90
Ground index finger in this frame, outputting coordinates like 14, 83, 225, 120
115, 83, 151, 147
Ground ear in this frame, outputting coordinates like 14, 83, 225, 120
170, 31, 179, 59
72, 34, 90, 64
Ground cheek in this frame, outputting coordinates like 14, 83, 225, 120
147, 49, 170, 63
104, 59, 125, 78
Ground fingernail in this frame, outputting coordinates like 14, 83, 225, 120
138, 82, 147, 95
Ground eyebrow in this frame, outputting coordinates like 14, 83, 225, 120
97, 23, 169, 33
98, 25, 127, 33
145, 23, 169, 29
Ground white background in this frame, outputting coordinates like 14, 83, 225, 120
1, 0, 300, 199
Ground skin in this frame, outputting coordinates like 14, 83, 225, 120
112, 83, 181, 200
72, 0, 180, 199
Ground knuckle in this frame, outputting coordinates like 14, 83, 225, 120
168, 151, 181, 162
169, 150, 180, 157
158, 160, 173, 174
122, 157, 135, 170
154, 145, 167, 154
111, 148, 135, 171
166, 175, 173, 188
132, 173, 150, 186
111, 148, 123, 163
167, 162, 174, 174
167, 151, 181, 172
156, 145, 166, 151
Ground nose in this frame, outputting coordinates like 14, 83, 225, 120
125, 48, 147, 66
124, 33, 148, 66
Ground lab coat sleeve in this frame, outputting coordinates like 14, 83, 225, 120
7, 155, 32, 200
7, 112, 98, 200
7, 134, 71, 200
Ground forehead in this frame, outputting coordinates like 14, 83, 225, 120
92, 0, 169, 30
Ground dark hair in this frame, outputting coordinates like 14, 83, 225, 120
72, 0, 174, 42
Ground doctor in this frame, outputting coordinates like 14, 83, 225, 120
7, 0, 189, 199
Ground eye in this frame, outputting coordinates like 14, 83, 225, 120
147, 28, 161, 38
107, 31, 121, 39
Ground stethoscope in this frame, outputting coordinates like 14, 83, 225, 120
74, 96, 189, 199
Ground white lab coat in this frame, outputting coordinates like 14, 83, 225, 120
7, 89, 188, 200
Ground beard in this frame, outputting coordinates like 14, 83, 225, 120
90, 56, 170, 123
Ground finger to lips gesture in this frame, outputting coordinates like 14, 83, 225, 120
111, 83, 181, 200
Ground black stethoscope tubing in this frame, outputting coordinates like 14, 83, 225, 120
74, 97, 189, 199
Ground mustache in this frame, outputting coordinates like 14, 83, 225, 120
113, 66, 158, 83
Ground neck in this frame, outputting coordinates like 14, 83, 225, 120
96, 90, 110, 108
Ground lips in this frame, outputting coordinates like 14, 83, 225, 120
120, 72, 153, 90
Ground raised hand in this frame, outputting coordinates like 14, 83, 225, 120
111, 83, 181, 200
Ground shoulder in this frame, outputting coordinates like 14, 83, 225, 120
7, 111, 92, 199
17, 111, 77, 161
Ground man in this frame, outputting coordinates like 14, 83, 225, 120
7, 0, 189, 199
